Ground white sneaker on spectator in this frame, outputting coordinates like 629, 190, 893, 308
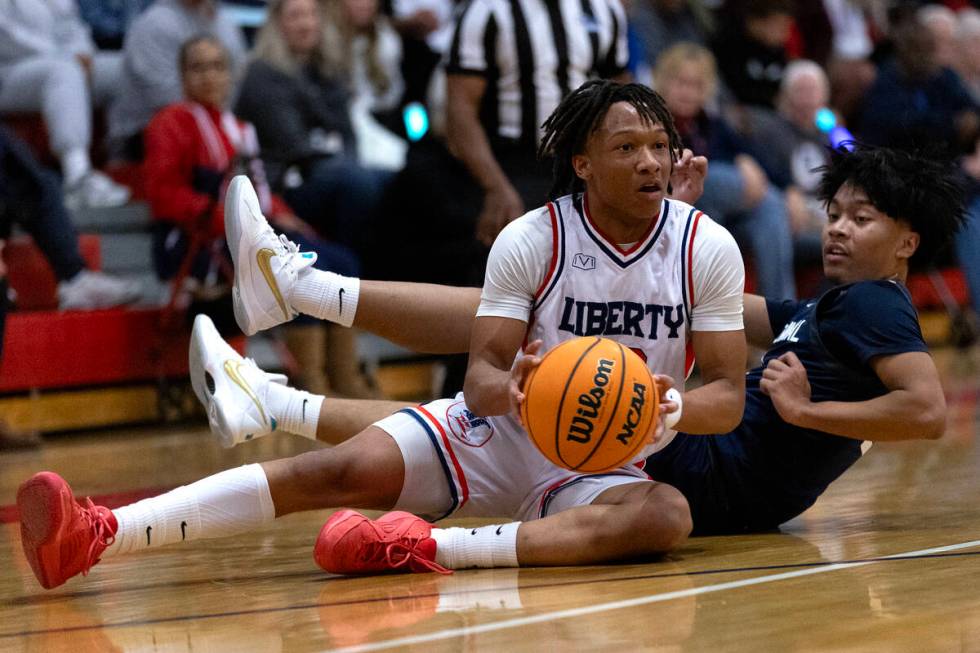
64, 171, 131, 211
57, 270, 141, 310
225, 175, 317, 336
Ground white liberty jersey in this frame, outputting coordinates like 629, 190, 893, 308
528, 192, 704, 386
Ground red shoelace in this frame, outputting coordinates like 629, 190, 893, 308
80, 498, 115, 577
353, 520, 451, 575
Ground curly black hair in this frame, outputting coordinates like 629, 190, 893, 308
816, 144, 966, 267
537, 80, 684, 200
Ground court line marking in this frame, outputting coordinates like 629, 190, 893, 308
4, 544, 980, 639
329, 538, 980, 653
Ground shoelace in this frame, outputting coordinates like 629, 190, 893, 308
355, 520, 451, 575
385, 542, 452, 575
278, 234, 301, 257
80, 498, 115, 577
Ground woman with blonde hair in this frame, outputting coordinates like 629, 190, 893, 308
235, 0, 393, 262
654, 41, 796, 300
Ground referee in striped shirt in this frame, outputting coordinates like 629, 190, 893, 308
445, 0, 629, 245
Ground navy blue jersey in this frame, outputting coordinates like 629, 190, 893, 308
646, 280, 928, 534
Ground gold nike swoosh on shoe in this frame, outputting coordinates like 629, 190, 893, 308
224, 360, 268, 425
256, 248, 291, 319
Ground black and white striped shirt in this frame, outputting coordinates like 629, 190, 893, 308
446, 0, 629, 147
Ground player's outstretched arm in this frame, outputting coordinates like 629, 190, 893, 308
743, 293, 775, 349
761, 350, 946, 441
673, 329, 746, 434
353, 281, 481, 354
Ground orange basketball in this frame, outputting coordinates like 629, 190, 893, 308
520, 336, 659, 473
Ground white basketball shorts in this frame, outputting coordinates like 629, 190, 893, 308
373, 394, 652, 523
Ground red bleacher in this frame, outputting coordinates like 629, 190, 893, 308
1, 236, 190, 394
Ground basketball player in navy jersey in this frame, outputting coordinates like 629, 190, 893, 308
644, 144, 962, 533
16, 81, 748, 588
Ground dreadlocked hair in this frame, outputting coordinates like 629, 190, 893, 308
537, 80, 684, 200
816, 143, 966, 269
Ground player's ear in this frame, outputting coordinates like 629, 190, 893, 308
572, 153, 591, 181
897, 229, 920, 261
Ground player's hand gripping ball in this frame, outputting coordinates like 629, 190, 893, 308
520, 336, 659, 473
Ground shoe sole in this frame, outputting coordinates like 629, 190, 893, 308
189, 315, 241, 449
17, 473, 68, 589
225, 177, 257, 336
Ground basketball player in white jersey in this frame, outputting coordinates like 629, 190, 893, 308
16, 81, 746, 587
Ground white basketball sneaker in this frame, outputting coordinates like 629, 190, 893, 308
225, 175, 317, 336
189, 314, 287, 448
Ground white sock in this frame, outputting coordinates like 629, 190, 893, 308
265, 382, 323, 440
290, 269, 360, 327
431, 522, 520, 569
61, 148, 91, 186
104, 464, 276, 556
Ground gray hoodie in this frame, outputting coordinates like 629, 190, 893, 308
107, 0, 246, 143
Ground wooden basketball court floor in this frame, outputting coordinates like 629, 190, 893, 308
3, 348, 980, 652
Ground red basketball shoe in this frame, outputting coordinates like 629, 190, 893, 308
314, 510, 451, 575
17, 472, 118, 589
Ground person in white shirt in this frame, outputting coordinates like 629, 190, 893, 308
0, 0, 131, 209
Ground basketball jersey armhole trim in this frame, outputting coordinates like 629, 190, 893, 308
680, 208, 703, 379
679, 208, 703, 324
532, 201, 565, 310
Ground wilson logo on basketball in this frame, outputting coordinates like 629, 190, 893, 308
522, 336, 658, 473
446, 402, 494, 447
567, 358, 614, 444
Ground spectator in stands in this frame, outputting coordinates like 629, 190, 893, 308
792, 0, 875, 128
0, 240, 32, 449
919, 4, 958, 71
860, 11, 980, 349
0, 126, 140, 310
956, 140, 980, 348
323, 0, 408, 170
955, 8, 980, 104
711, 0, 794, 109
236, 0, 393, 259
322, 0, 404, 119
144, 35, 375, 397
741, 60, 834, 264
655, 42, 796, 299
630, 0, 713, 76
858, 13, 979, 155
76, 0, 154, 50
389, 0, 454, 106
0, 124, 137, 448
109, 0, 247, 161
0, 0, 132, 209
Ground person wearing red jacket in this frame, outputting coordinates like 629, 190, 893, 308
144, 34, 374, 397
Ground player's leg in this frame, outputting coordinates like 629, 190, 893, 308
190, 313, 407, 447
225, 175, 478, 352
315, 479, 690, 574
16, 425, 408, 589
429, 478, 691, 570
313, 407, 690, 574
511, 481, 691, 565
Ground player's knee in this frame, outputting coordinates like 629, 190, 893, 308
656, 487, 693, 551
285, 449, 356, 499
627, 484, 691, 552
